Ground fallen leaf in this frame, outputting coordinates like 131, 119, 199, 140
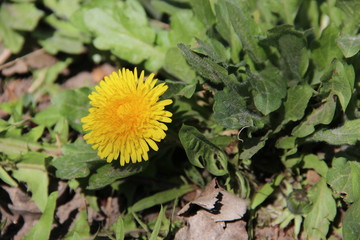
176, 179, 248, 240
0, 49, 57, 76
0, 185, 42, 240
91, 64, 116, 83
62, 71, 93, 89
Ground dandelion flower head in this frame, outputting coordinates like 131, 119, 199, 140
81, 68, 172, 166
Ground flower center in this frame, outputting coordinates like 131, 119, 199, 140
116, 97, 150, 131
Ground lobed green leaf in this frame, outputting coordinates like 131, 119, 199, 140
179, 125, 228, 176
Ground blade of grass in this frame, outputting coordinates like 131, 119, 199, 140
128, 184, 193, 213
114, 216, 125, 240
149, 205, 166, 240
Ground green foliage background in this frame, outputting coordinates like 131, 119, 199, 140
0, 0, 360, 239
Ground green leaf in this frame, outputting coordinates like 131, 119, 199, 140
310, 119, 360, 145
0, 97, 23, 120
303, 178, 336, 240
114, 216, 125, 240
163, 80, 197, 99
195, 38, 230, 64
214, 1, 241, 63
292, 94, 336, 138
184, 164, 205, 188
321, 60, 355, 111
12, 152, 49, 212
51, 141, 102, 179
263, 0, 301, 25
87, 162, 149, 190
303, 154, 328, 178
239, 132, 270, 160
336, 0, 360, 26
225, 0, 266, 64
163, 47, 196, 84
23, 191, 58, 240
1, 3, 43, 31
43, 0, 81, 19
0, 136, 57, 157
149, 205, 166, 240
189, 0, 215, 29
54, 117, 69, 144
327, 160, 360, 203
45, 14, 89, 41
39, 32, 85, 54
0, 166, 18, 187
63, 209, 90, 240
275, 136, 296, 149
251, 174, 284, 209
178, 43, 228, 84
151, 0, 183, 15
0, 119, 10, 133
82, 3, 164, 71
337, 35, 360, 58
39, 13, 87, 54
179, 125, 228, 176
168, 10, 207, 45
302, 1, 321, 38
213, 88, 258, 129
247, 66, 287, 115
32, 105, 62, 128
30, 59, 72, 95
264, 25, 309, 81
343, 199, 360, 240
312, 24, 343, 70
129, 184, 193, 212
23, 125, 45, 142
52, 87, 91, 133
39, 58, 72, 82
0, 19, 24, 53
284, 84, 313, 122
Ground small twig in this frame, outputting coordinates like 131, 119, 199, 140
28, 68, 47, 93
0, 49, 45, 71
237, 126, 249, 142
0, 48, 11, 65
55, 134, 62, 155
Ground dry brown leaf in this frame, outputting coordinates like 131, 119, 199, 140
175, 210, 248, 240
56, 188, 86, 224
0, 49, 57, 76
0, 185, 42, 240
0, 48, 11, 65
212, 189, 248, 222
91, 64, 116, 83
0, 78, 32, 102
62, 71, 93, 89
175, 179, 248, 240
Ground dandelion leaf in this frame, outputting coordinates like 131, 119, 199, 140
179, 125, 228, 176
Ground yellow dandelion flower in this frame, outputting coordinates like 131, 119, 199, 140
81, 68, 173, 166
